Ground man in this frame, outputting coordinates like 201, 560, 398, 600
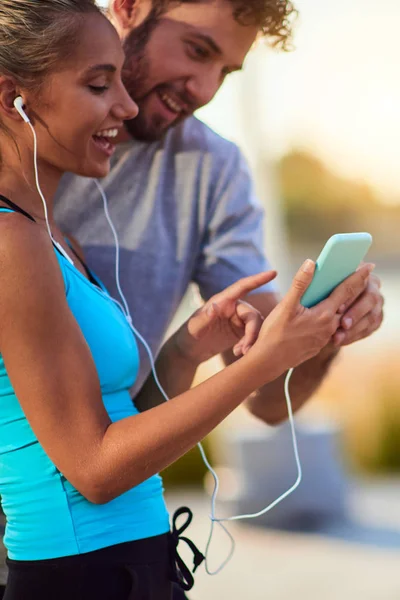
51, 0, 383, 597
55, 0, 383, 416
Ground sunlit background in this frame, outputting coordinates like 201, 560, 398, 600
200, 0, 400, 201
98, 1, 400, 598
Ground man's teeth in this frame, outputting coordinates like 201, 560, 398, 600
160, 92, 183, 113
95, 128, 118, 138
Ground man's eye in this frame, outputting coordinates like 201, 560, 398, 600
188, 43, 210, 60
89, 85, 109, 94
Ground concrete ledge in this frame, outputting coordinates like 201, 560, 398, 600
226, 421, 349, 529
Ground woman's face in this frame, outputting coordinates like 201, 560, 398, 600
24, 13, 138, 179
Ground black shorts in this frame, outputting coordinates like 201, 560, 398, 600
2, 507, 200, 600
4, 534, 175, 600
0, 583, 187, 600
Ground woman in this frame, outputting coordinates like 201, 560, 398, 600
0, 1, 372, 599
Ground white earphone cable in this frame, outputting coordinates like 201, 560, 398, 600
27, 121, 74, 266
95, 179, 303, 575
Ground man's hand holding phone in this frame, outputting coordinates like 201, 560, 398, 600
248, 261, 375, 380
333, 270, 383, 346
298, 232, 384, 349
243, 234, 383, 425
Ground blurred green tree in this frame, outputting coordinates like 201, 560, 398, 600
276, 150, 380, 244
161, 436, 214, 488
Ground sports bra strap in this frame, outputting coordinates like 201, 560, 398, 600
64, 238, 100, 288
0, 194, 36, 222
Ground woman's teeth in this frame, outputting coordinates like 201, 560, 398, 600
92, 129, 118, 156
95, 128, 118, 138
160, 92, 183, 114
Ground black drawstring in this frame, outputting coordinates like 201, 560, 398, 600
169, 507, 205, 591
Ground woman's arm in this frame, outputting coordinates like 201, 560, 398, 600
0, 222, 270, 504
0, 218, 372, 504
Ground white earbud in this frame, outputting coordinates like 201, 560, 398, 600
13, 96, 30, 124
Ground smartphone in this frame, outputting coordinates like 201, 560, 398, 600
300, 232, 373, 308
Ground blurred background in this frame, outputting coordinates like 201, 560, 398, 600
106, 1, 400, 597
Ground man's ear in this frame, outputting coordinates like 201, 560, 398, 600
111, 0, 153, 31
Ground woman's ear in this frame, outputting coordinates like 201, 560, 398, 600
0, 77, 23, 123
110, 0, 153, 34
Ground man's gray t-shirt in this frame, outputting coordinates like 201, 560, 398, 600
55, 116, 275, 391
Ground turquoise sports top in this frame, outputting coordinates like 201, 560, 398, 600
0, 207, 170, 561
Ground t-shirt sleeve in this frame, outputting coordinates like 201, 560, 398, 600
193, 143, 277, 301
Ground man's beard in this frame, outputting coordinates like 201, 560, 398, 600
121, 6, 184, 142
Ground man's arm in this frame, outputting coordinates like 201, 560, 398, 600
244, 345, 339, 425
185, 130, 384, 423
190, 140, 347, 421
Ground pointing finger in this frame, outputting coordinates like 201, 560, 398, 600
212, 271, 277, 304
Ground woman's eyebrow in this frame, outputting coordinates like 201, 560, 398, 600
85, 64, 117, 75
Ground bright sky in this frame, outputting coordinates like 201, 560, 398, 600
198, 0, 400, 202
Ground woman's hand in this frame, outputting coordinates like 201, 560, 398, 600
170, 271, 277, 365
248, 259, 375, 379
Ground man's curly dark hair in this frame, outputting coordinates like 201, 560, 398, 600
178, 0, 297, 50
118, 1, 297, 52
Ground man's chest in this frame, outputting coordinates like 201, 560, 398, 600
57, 151, 211, 257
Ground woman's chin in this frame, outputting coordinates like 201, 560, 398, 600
75, 161, 111, 179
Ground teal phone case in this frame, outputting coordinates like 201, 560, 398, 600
300, 233, 373, 308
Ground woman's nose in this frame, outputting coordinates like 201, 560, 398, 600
115, 84, 139, 121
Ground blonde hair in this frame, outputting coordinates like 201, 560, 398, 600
0, 0, 101, 91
